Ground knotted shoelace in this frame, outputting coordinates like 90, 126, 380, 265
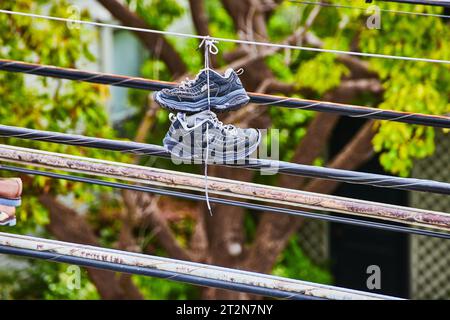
198, 37, 219, 216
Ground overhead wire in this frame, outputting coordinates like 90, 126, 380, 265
288, 0, 450, 18
0, 232, 402, 300
374, 0, 450, 8
0, 59, 449, 128
0, 124, 448, 195
0, 9, 449, 65
0, 144, 449, 232
0, 244, 321, 300
1, 164, 449, 240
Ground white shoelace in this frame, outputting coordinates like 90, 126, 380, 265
179, 77, 196, 89
210, 113, 237, 134
199, 37, 219, 216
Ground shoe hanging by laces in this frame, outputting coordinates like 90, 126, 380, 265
210, 112, 237, 134
179, 77, 196, 89
198, 36, 219, 216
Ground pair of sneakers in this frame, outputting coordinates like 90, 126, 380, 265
0, 178, 22, 227
153, 68, 260, 163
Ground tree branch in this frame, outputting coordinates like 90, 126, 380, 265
123, 191, 196, 262
242, 72, 381, 273
188, 0, 217, 67
188, 0, 210, 37
244, 120, 377, 273
40, 194, 143, 300
97, 0, 187, 77
222, 5, 321, 72
305, 120, 376, 194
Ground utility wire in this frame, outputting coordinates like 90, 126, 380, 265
0, 9, 448, 65
288, 0, 450, 18
375, 0, 450, 8
0, 232, 401, 300
0, 60, 449, 128
1, 164, 449, 240
0, 124, 449, 195
1, 144, 449, 232
0, 244, 320, 300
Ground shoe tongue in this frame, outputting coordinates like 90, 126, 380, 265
186, 110, 214, 126
224, 68, 234, 78
198, 68, 224, 80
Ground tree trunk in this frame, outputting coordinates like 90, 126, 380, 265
40, 194, 144, 300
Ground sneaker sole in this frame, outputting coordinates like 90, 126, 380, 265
0, 198, 21, 207
154, 89, 250, 114
163, 131, 261, 163
0, 218, 16, 227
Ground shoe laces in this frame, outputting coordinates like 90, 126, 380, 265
179, 77, 197, 90
169, 113, 177, 122
209, 113, 237, 135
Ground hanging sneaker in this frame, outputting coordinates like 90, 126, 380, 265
163, 111, 260, 163
0, 205, 16, 226
153, 68, 250, 113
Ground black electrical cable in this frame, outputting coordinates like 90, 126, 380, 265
2, 164, 449, 240
0, 59, 449, 128
374, 0, 450, 8
0, 245, 323, 300
288, 0, 450, 18
0, 124, 449, 195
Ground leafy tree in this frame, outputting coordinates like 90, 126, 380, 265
0, 0, 448, 299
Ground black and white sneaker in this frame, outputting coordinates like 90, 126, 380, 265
163, 111, 260, 163
153, 68, 250, 113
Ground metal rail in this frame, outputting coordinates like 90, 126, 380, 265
2, 164, 450, 240
0, 124, 448, 195
0, 232, 402, 300
1, 144, 449, 232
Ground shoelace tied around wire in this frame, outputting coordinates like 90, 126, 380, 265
198, 37, 219, 215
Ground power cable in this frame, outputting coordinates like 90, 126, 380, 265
0, 59, 449, 128
0, 124, 448, 194
1, 144, 449, 232
1, 164, 449, 240
374, 0, 450, 8
288, 0, 450, 18
0, 232, 402, 300
0, 9, 448, 64
0, 244, 320, 300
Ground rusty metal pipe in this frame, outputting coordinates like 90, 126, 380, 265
0, 232, 401, 300
0, 124, 449, 194
0, 144, 449, 231
2, 163, 450, 239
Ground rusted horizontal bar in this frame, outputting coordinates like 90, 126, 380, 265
3, 163, 450, 239
0, 144, 449, 231
0, 59, 448, 128
0, 232, 400, 300
0, 124, 449, 195
377, 0, 450, 7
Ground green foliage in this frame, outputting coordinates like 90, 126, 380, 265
0, 0, 130, 299
0, 258, 99, 300
273, 235, 332, 285
266, 0, 449, 177
125, 0, 184, 30
133, 274, 199, 300
296, 53, 350, 94
358, 2, 450, 175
